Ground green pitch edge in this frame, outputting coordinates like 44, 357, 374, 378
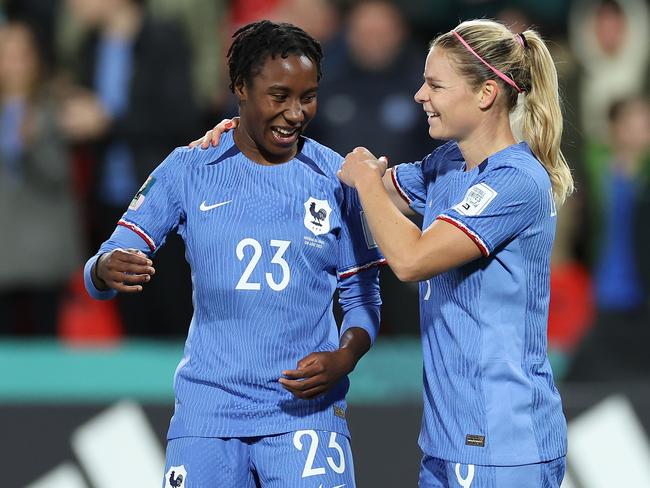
0, 338, 568, 404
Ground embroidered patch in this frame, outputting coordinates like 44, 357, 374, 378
165, 465, 187, 488
453, 183, 497, 216
304, 197, 332, 236
129, 175, 156, 211
333, 405, 346, 419
465, 434, 485, 447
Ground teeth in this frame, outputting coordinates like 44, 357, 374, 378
274, 127, 296, 136
426, 112, 439, 117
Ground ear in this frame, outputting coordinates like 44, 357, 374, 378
234, 81, 247, 102
478, 80, 498, 110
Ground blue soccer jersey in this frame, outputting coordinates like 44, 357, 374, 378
392, 141, 567, 466
84, 131, 384, 440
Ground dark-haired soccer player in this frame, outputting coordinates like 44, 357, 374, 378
84, 21, 383, 487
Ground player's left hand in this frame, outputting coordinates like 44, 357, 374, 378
337, 147, 388, 188
279, 349, 357, 399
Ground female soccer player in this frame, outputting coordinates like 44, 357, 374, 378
338, 19, 573, 487
84, 21, 383, 488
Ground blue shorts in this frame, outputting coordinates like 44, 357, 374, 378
163, 430, 355, 488
418, 455, 566, 488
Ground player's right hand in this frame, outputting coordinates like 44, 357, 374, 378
94, 248, 155, 293
188, 117, 240, 149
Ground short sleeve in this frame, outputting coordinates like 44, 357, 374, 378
437, 167, 543, 256
117, 148, 185, 254
391, 162, 427, 215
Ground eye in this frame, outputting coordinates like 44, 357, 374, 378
271, 94, 287, 102
301, 94, 317, 103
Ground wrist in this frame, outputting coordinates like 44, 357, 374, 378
355, 170, 383, 194
92, 254, 109, 291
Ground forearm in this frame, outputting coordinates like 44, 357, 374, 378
338, 327, 372, 371
356, 174, 425, 280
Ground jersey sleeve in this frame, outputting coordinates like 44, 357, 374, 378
391, 162, 427, 215
116, 148, 186, 254
83, 148, 186, 300
437, 167, 543, 256
337, 186, 385, 343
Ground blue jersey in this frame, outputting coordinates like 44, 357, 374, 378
393, 141, 566, 466
84, 131, 384, 440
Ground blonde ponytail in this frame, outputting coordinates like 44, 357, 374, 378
520, 30, 574, 205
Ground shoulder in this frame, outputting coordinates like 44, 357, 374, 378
483, 143, 550, 192
154, 133, 239, 179
296, 137, 344, 178
411, 141, 464, 178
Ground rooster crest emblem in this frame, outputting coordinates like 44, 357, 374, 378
165, 465, 187, 488
304, 197, 332, 236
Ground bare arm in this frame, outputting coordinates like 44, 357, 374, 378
338, 148, 481, 281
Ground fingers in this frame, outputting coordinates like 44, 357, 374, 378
98, 249, 156, 293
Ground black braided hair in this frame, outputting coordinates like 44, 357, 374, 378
227, 20, 323, 93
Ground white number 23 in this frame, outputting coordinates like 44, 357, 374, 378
235, 238, 291, 291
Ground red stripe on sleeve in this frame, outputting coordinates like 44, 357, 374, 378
436, 215, 489, 257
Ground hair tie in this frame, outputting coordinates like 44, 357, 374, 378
517, 32, 528, 49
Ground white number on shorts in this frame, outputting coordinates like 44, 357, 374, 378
293, 430, 326, 478
454, 463, 475, 487
326, 432, 345, 474
293, 430, 347, 478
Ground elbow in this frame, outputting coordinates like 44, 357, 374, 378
389, 256, 426, 282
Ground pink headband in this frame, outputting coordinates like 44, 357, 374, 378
451, 30, 524, 94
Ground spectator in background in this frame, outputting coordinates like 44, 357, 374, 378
308, 0, 432, 164
0, 22, 83, 335
60, 0, 200, 336
568, 0, 650, 141
567, 96, 650, 381
307, 0, 431, 334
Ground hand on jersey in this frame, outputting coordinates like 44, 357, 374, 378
189, 117, 239, 148
279, 348, 357, 400
95, 248, 156, 293
337, 147, 388, 189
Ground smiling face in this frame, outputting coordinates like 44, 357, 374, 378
235, 54, 318, 164
414, 47, 483, 142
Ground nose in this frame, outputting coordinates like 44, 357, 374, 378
284, 100, 305, 125
414, 82, 428, 104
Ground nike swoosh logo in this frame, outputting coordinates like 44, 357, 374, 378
333, 485, 346, 488
200, 200, 232, 211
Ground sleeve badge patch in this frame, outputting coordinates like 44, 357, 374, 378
453, 183, 497, 216
129, 175, 156, 211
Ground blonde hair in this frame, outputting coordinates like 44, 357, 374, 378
432, 19, 574, 205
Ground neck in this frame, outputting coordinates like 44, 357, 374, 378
233, 122, 297, 166
103, 2, 142, 40
457, 116, 517, 169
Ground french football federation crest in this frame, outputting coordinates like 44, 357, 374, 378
304, 197, 332, 236
165, 465, 187, 488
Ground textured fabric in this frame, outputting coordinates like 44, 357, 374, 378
164, 431, 355, 488
419, 454, 566, 488
85, 132, 383, 440
394, 141, 566, 466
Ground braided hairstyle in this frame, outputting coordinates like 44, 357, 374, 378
227, 20, 323, 93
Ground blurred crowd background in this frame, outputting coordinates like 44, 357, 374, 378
1, 0, 650, 385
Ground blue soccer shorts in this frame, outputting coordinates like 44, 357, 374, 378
163, 430, 355, 488
418, 454, 566, 488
